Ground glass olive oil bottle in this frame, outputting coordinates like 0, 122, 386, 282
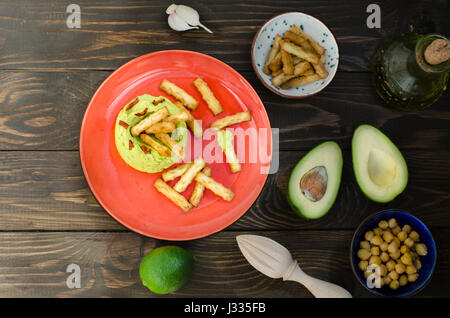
371, 33, 450, 111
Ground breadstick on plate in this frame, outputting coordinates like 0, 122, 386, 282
174, 101, 203, 138
189, 167, 212, 207
162, 163, 192, 182
312, 61, 329, 79
281, 74, 322, 90
140, 133, 171, 157
154, 178, 193, 212
284, 30, 316, 54
280, 40, 320, 64
263, 34, 282, 75
268, 51, 283, 72
131, 107, 169, 137
218, 130, 242, 173
271, 61, 312, 87
194, 172, 234, 202
160, 79, 199, 110
145, 121, 176, 134
173, 157, 206, 193
290, 25, 326, 55
210, 111, 251, 130
281, 49, 294, 75
193, 78, 223, 115
155, 132, 184, 158
163, 111, 190, 125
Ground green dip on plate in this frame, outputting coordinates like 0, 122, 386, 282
115, 94, 187, 173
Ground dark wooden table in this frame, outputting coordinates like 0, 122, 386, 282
0, 0, 448, 298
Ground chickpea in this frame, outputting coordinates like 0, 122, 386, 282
364, 271, 372, 279
384, 276, 392, 285
416, 243, 428, 256
392, 225, 401, 235
365, 231, 374, 241
395, 263, 406, 274
387, 241, 399, 254
399, 275, 408, 286
370, 246, 380, 256
402, 224, 412, 234
380, 242, 389, 252
405, 265, 417, 275
401, 253, 413, 265
373, 227, 383, 236
400, 245, 410, 254
390, 249, 401, 260
404, 238, 415, 248
360, 240, 371, 251
383, 231, 394, 243
388, 218, 398, 228
380, 251, 390, 263
388, 270, 399, 281
415, 259, 422, 270
379, 264, 388, 276
397, 231, 407, 242
385, 260, 396, 272
408, 273, 418, 282
389, 280, 400, 290
358, 260, 369, 272
357, 248, 371, 261
393, 237, 401, 246
378, 220, 389, 229
409, 231, 420, 242
369, 255, 382, 265
370, 235, 383, 246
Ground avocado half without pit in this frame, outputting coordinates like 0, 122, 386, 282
352, 125, 408, 203
287, 141, 343, 219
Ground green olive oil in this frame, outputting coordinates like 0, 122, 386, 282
371, 33, 449, 111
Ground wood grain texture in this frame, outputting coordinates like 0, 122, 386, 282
0, 150, 448, 231
0, 230, 447, 298
0, 0, 448, 72
0, 71, 449, 151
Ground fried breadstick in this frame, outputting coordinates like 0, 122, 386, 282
154, 178, 193, 212
189, 167, 212, 207
193, 78, 223, 115
194, 172, 234, 202
131, 107, 169, 137
160, 79, 199, 110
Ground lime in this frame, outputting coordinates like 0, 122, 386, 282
139, 246, 195, 294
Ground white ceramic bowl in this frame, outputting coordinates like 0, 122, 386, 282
251, 12, 339, 98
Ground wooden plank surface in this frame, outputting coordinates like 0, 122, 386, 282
0, 0, 448, 299
0, 230, 448, 298
0, 71, 449, 151
0, 0, 448, 72
0, 150, 448, 231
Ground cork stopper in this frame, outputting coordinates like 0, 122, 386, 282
424, 39, 450, 65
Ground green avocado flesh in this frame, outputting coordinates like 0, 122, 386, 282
287, 141, 343, 219
352, 125, 408, 203
115, 94, 187, 173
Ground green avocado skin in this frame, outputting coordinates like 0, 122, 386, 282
286, 141, 343, 220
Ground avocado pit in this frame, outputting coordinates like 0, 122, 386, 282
300, 166, 328, 202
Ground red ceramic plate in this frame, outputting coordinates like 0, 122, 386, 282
80, 50, 272, 240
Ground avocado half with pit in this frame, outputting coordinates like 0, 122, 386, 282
287, 141, 343, 219
352, 125, 408, 203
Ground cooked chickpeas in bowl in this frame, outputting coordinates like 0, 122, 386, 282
351, 210, 436, 297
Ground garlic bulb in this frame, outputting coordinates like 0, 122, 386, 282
166, 4, 213, 33
168, 12, 198, 31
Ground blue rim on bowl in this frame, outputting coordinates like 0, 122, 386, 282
251, 11, 339, 99
350, 209, 437, 297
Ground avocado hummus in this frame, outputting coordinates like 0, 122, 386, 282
115, 94, 187, 173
